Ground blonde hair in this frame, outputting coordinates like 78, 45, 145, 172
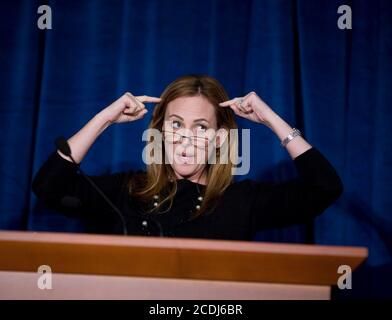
129, 75, 238, 220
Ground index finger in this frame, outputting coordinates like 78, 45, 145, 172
219, 97, 241, 107
136, 95, 162, 104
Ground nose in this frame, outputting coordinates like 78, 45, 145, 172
179, 135, 193, 147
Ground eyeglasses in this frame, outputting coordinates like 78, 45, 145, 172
162, 130, 212, 148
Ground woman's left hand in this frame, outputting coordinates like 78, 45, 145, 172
219, 92, 275, 127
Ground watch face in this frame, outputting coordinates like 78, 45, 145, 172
281, 128, 301, 147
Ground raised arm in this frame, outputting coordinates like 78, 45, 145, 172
32, 93, 160, 217
219, 92, 343, 232
58, 92, 160, 163
219, 91, 312, 159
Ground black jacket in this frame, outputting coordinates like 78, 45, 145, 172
32, 147, 343, 240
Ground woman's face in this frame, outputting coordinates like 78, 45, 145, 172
162, 95, 218, 184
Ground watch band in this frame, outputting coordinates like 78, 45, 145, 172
281, 128, 301, 147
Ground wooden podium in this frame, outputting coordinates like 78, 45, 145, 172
0, 231, 367, 300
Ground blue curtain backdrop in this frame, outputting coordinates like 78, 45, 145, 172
0, 0, 391, 298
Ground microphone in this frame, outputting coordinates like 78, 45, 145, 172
54, 137, 164, 237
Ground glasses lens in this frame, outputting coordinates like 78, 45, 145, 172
192, 136, 209, 147
164, 131, 209, 147
164, 131, 180, 143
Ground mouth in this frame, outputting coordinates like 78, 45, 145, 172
175, 151, 195, 164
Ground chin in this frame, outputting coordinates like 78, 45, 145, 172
172, 164, 201, 178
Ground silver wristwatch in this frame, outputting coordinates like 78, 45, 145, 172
281, 128, 301, 147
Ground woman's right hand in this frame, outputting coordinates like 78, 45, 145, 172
101, 92, 161, 125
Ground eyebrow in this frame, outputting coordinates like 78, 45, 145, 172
168, 114, 210, 124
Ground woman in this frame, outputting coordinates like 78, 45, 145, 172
32, 75, 343, 240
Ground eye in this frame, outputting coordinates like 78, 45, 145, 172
171, 120, 181, 129
195, 124, 207, 132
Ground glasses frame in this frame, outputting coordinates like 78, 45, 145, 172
162, 130, 214, 148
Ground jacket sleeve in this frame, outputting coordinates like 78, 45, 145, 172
32, 150, 132, 219
249, 147, 343, 233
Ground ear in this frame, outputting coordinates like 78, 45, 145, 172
215, 128, 229, 148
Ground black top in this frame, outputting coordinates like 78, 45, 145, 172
32, 147, 343, 241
